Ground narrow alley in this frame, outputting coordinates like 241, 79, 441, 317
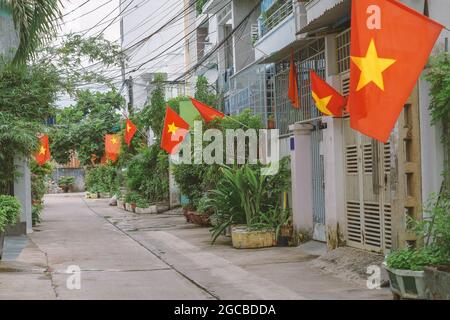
0, 194, 390, 300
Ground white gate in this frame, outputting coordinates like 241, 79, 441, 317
343, 118, 393, 253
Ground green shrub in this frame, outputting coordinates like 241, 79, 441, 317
32, 203, 44, 225
386, 247, 450, 271
58, 176, 75, 187
125, 145, 169, 204
85, 162, 119, 195
0, 195, 21, 232
387, 191, 450, 270
207, 159, 291, 243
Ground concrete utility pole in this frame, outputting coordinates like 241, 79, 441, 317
127, 76, 134, 116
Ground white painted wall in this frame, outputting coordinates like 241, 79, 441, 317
121, 0, 186, 109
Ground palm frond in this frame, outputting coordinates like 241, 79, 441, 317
0, 0, 62, 64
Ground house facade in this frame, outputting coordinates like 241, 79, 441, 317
185, 0, 449, 254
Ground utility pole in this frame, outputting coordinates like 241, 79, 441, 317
127, 76, 134, 116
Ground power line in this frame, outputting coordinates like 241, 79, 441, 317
74, 0, 199, 74
173, 0, 262, 82
93, 0, 138, 39
58, 0, 114, 26
58, 0, 91, 19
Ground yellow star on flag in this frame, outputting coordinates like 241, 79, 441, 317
111, 137, 118, 144
351, 39, 396, 91
39, 145, 46, 155
312, 92, 333, 116
127, 124, 132, 132
168, 122, 178, 135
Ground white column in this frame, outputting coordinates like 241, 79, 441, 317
322, 117, 345, 249
289, 123, 314, 236
13, 156, 32, 234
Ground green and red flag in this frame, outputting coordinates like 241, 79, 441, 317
105, 134, 121, 162
348, 0, 443, 142
310, 70, 346, 117
161, 106, 190, 155
34, 134, 51, 166
288, 49, 300, 109
190, 97, 224, 122
124, 118, 137, 147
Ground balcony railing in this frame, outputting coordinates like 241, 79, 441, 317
258, 0, 294, 38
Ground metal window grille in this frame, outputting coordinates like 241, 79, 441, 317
274, 38, 326, 135
336, 28, 351, 74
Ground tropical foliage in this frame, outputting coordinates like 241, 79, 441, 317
206, 161, 291, 243
0, 0, 62, 64
387, 192, 450, 271
0, 195, 21, 232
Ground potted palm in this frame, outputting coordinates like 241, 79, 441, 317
207, 164, 291, 249
0, 195, 21, 260
58, 176, 75, 193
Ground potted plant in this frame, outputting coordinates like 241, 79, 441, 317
385, 192, 450, 300
0, 195, 21, 260
267, 114, 276, 129
58, 176, 75, 193
207, 163, 291, 249
135, 197, 155, 214
124, 192, 140, 212
185, 196, 210, 227
421, 192, 450, 300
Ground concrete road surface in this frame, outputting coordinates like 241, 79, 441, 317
0, 193, 391, 300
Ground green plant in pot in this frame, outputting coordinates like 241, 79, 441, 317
58, 176, 75, 193
385, 191, 450, 299
206, 160, 291, 247
0, 195, 21, 260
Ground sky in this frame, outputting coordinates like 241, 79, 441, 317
56, 0, 122, 107
58, 0, 121, 41
55, 0, 187, 108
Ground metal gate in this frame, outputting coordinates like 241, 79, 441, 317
343, 118, 392, 253
311, 122, 326, 241
273, 38, 327, 241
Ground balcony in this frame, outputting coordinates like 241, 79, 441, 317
259, 0, 294, 38
253, 0, 296, 61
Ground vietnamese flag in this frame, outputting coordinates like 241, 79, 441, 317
190, 97, 224, 122
310, 70, 346, 117
124, 118, 137, 147
161, 106, 190, 155
348, 0, 443, 142
288, 49, 300, 109
34, 135, 51, 166
105, 134, 121, 162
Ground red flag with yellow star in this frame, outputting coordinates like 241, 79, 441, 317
348, 0, 443, 142
105, 134, 121, 162
124, 118, 137, 147
310, 70, 346, 117
288, 49, 300, 109
34, 135, 51, 166
161, 106, 190, 155
190, 97, 224, 123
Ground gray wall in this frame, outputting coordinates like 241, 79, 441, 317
52, 168, 86, 192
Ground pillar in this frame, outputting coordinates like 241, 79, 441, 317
13, 156, 32, 234
289, 123, 314, 237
